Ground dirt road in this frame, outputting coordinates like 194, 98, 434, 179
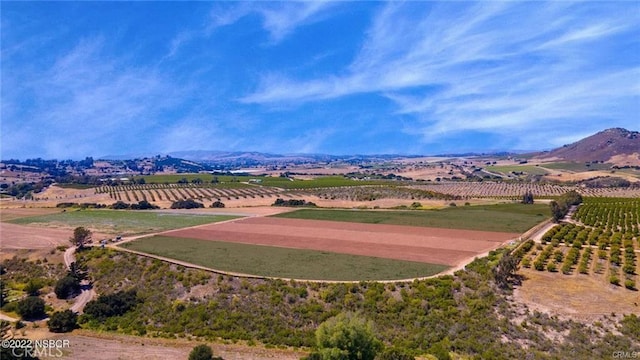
64, 247, 95, 314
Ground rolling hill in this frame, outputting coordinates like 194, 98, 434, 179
535, 128, 640, 165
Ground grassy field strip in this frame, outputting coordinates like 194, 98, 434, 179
272, 204, 550, 233
485, 165, 550, 175
7, 210, 240, 235
120, 236, 449, 281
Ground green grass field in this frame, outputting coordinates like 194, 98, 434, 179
259, 176, 395, 189
485, 165, 549, 175
272, 203, 550, 233
136, 174, 394, 189
538, 162, 613, 171
8, 210, 239, 235
135, 174, 256, 185
120, 236, 449, 281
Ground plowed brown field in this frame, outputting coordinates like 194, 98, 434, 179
163, 217, 519, 266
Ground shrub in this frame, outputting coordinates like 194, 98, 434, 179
17, 296, 46, 320
171, 199, 204, 209
111, 201, 130, 209
272, 198, 317, 207
187, 344, 224, 360
84, 289, 139, 321
23, 279, 43, 296
48, 310, 78, 333
315, 312, 382, 360
546, 262, 557, 272
625, 279, 636, 290
609, 275, 620, 286
428, 341, 452, 360
54, 276, 81, 299
130, 200, 159, 210
210, 201, 225, 208
377, 347, 415, 360
188, 344, 217, 360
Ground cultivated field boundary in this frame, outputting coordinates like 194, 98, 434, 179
110, 219, 552, 284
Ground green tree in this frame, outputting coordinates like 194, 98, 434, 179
493, 252, 520, 289
48, 309, 78, 333
70, 226, 92, 248
68, 261, 89, 282
23, 278, 43, 296
550, 201, 565, 223
189, 344, 213, 360
17, 296, 46, 320
312, 312, 382, 360
54, 276, 81, 299
521, 191, 534, 204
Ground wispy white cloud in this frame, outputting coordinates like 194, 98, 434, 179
240, 1, 639, 149
2, 37, 187, 158
207, 1, 335, 43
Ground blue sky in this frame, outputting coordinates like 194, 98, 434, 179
1, 1, 638, 160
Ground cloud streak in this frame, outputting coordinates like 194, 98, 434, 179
2, 37, 185, 158
241, 2, 639, 149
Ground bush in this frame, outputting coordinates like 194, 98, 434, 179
55, 276, 81, 299
189, 344, 213, 360
111, 201, 130, 209
17, 296, 46, 320
315, 312, 382, 360
188, 344, 223, 360
272, 198, 317, 207
130, 200, 159, 210
376, 347, 415, 360
84, 289, 139, 321
546, 262, 557, 272
210, 201, 225, 208
48, 310, 78, 333
171, 199, 204, 209
610, 275, 620, 286
23, 279, 43, 296
428, 341, 452, 360
625, 279, 636, 290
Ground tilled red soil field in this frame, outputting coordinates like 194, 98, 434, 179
162, 217, 519, 266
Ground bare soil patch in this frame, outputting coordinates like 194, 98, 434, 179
0, 222, 109, 252
514, 268, 640, 321
18, 330, 306, 360
0, 222, 73, 249
163, 217, 517, 266
0, 207, 62, 221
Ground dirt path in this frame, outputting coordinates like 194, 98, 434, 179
0, 312, 18, 322
64, 247, 95, 314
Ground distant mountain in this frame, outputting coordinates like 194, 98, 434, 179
535, 128, 640, 163
167, 150, 419, 166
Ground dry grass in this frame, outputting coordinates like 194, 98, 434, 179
514, 268, 640, 320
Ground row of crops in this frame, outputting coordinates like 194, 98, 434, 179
96, 183, 456, 203
413, 182, 640, 198
520, 198, 640, 291
573, 198, 640, 235
95, 184, 290, 202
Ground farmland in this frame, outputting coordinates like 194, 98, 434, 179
413, 181, 640, 198
120, 236, 448, 281
7, 210, 239, 235
539, 162, 614, 172
519, 198, 640, 292
485, 164, 550, 176
119, 204, 530, 280
272, 203, 549, 233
